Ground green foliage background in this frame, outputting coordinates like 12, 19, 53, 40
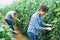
1, 0, 60, 40
0, 14, 15, 40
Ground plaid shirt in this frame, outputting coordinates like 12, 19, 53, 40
27, 12, 46, 35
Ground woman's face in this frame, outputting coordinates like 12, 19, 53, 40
39, 10, 46, 15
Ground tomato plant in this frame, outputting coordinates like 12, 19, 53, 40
1, 0, 60, 40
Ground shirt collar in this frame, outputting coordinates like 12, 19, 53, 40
36, 11, 41, 17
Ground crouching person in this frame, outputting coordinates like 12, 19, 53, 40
5, 10, 20, 34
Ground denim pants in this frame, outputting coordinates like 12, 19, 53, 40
5, 19, 14, 30
27, 32, 38, 40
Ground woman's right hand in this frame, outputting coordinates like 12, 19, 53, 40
43, 27, 52, 31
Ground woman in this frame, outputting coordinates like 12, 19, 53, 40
27, 5, 52, 40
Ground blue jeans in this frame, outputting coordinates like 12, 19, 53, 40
5, 19, 14, 30
27, 32, 38, 40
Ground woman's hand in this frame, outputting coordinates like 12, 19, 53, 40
45, 24, 52, 27
43, 27, 52, 31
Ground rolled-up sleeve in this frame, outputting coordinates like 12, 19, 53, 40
31, 15, 43, 30
41, 20, 46, 27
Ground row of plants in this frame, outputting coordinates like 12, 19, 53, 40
1, 0, 60, 40
0, 13, 15, 40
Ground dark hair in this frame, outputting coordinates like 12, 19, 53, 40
38, 5, 49, 12
14, 10, 18, 13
